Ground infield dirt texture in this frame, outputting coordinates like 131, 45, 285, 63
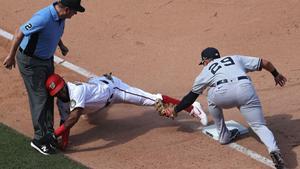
1, 1, 300, 169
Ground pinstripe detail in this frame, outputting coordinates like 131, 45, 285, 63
113, 87, 156, 102
258, 58, 263, 71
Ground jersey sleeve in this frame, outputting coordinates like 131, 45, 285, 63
191, 71, 210, 94
236, 55, 262, 72
69, 85, 86, 112
20, 14, 47, 36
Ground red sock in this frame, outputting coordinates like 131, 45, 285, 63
162, 95, 193, 112
54, 124, 67, 137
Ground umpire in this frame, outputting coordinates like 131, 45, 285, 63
3, 0, 85, 155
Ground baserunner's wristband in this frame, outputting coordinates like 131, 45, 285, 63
271, 69, 279, 78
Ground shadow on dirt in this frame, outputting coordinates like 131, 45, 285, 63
246, 113, 300, 169
65, 106, 300, 168
65, 105, 202, 153
265, 113, 300, 169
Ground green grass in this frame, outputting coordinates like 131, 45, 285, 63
0, 123, 87, 169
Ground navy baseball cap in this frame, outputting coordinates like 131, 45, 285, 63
199, 47, 220, 65
61, 0, 85, 12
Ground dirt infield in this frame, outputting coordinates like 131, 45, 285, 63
1, 0, 300, 168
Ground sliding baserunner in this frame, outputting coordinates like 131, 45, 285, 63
45, 73, 208, 150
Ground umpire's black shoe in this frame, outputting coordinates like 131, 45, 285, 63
220, 128, 240, 145
270, 151, 286, 169
39, 133, 58, 150
30, 139, 56, 155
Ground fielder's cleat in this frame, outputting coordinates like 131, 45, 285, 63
220, 128, 240, 145
191, 102, 208, 126
30, 139, 56, 155
270, 151, 286, 169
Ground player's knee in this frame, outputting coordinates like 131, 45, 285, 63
249, 122, 266, 131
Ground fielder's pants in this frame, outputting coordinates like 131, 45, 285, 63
16, 50, 54, 140
207, 80, 279, 152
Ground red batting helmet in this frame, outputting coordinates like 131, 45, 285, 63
46, 74, 65, 96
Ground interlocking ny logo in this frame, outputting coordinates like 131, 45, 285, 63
41, 146, 48, 152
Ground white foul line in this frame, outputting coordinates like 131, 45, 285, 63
0, 28, 13, 40
53, 56, 96, 78
229, 143, 275, 168
0, 27, 274, 169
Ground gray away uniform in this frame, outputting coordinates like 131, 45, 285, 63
192, 55, 279, 153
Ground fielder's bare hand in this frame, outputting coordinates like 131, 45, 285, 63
274, 74, 287, 87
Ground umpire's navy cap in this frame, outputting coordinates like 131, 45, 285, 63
199, 47, 220, 65
61, 0, 85, 12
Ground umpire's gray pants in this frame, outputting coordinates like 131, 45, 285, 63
16, 50, 54, 140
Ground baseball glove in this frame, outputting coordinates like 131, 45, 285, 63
155, 99, 177, 119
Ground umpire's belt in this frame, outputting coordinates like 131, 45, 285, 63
211, 76, 249, 87
19, 47, 51, 61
